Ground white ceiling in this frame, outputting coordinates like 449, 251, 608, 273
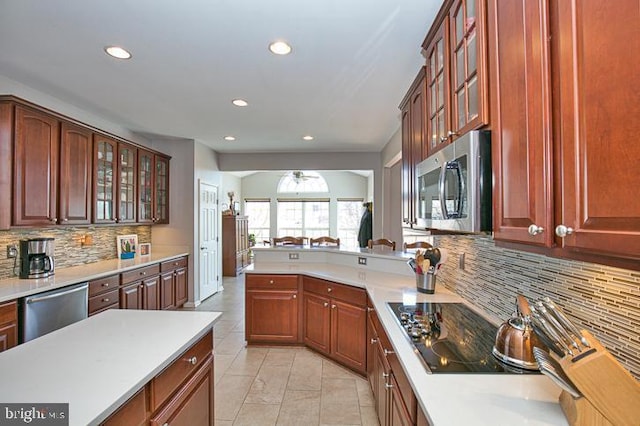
0, 0, 441, 153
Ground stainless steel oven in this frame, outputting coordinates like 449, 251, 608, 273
415, 130, 491, 232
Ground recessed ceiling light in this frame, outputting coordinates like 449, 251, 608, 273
269, 41, 292, 55
104, 46, 132, 59
224, 136, 236, 141
302, 135, 314, 141
232, 99, 248, 107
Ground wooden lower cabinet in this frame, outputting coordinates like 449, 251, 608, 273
389, 373, 413, 426
175, 268, 188, 307
160, 272, 176, 310
245, 274, 300, 343
143, 276, 160, 310
417, 404, 431, 426
160, 257, 189, 310
103, 331, 214, 426
0, 300, 17, 353
120, 282, 144, 310
303, 292, 331, 354
302, 276, 367, 374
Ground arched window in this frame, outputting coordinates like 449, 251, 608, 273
277, 171, 328, 193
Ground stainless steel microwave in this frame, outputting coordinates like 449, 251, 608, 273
415, 130, 492, 233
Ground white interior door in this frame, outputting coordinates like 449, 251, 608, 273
199, 181, 219, 300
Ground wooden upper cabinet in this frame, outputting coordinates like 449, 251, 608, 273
13, 106, 59, 226
425, 18, 450, 155
399, 67, 426, 227
59, 122, 92, 225
154, 155, 170, 224
117, 143, 137, 223
138, 149, 154, 223
488, 0, 554, 246
449, 0, 488, 135
93, 133, 118, 224
554, 0, 640, 258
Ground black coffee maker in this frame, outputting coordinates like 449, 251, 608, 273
19, 238, 55, 279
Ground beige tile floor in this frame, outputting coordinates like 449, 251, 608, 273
190, 275, 379, 426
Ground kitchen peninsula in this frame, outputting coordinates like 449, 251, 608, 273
0, 309, 220, 425
248, 245, 567, 425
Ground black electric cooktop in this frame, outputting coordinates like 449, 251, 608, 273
387, 302, 537, 374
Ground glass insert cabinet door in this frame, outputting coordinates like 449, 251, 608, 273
117, 143, 137, 223
154, 155, 169, 224
93, 135, 117, 223
138, 149, 154, 223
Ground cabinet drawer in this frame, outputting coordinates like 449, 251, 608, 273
303, 277, 366, 306
89, 275, 120, 297
103, 387, 148, 426
89, 289, 120, 314
0, 300, 17, 325
246, 274, 298, 290
122, 264, 160, 285
160, 257, 187, 273
150, 331, 213, 412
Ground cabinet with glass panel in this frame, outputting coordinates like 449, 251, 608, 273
138, 150, 170, 224
93, 134, 118, 224
423, 0, 488, 156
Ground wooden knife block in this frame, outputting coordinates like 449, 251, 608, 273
552, 330, 640, 426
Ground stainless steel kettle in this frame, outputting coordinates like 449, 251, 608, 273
492, 295, 546, 370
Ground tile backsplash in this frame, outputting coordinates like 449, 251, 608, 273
423, 234, 640, 380
0, 226, 151, 280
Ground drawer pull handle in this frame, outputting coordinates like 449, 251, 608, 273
103, 298, 109, 302
371, 338, 378, 344
384, 349, 394, 356
188, 356, 197, 365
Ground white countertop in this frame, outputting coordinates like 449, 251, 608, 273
246, 262, 567, 426
0, 249, 189, 303
0, 309, 220, 426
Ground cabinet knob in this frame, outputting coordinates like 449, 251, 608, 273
49, 217, 57, 223
382, 372, 389, 378
327, 287, 332, 293
440, 136, 448, 143
555, 224, 574, 238
447, 130, 458, 137
527, 224, 545, 236
331, 304, 337, 309
292, 294, 297, 299
102, 283, 109, 287
371, 338, 378, 344
384, 349, 394, 356
367, 307, 375, 312
103, 298, 109, 302
63, 218, 68, 222
141, 271, 146, 275
385, 383, 394, 389
188, 356, 197, 365
269, 280, 274, 284
323, 302, 329, 307
115, 218, 119, 223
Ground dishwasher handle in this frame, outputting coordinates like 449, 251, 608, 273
26, 283, 88, 304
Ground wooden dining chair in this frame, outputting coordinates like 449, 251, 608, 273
367, 238, 396, 251
272, 236, 305, 246
403, 241, 433, 252
310, 236, 340, 246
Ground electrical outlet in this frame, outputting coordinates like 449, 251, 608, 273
358, 257, 367, 265
459, 252, 465, 270
6, 244, 17, 259
288, 253, 299, 260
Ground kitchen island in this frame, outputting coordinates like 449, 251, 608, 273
248, 245, 568, 425
0, 309, 220, 425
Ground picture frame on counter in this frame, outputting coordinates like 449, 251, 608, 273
116, 234, 138, 259
139, 243, 151, 256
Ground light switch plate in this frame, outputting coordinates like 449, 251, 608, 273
358, 257, 367, 265
288, 253, 299, 260
6, 244, 17, 259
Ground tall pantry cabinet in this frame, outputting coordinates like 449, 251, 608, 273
222, 215, 250, 277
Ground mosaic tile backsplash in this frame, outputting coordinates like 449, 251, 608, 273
0, 226, 151, 279
425, 234, 640, 380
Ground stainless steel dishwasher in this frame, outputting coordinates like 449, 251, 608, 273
21, 282, 89, 343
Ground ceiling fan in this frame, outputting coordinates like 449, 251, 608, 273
291, 170, 319, 184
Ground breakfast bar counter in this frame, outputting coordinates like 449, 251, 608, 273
0, 309, 220, 425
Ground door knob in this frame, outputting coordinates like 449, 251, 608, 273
527, 224, 544, 236
200, 246, 206, 250
555, 224, 574, 238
